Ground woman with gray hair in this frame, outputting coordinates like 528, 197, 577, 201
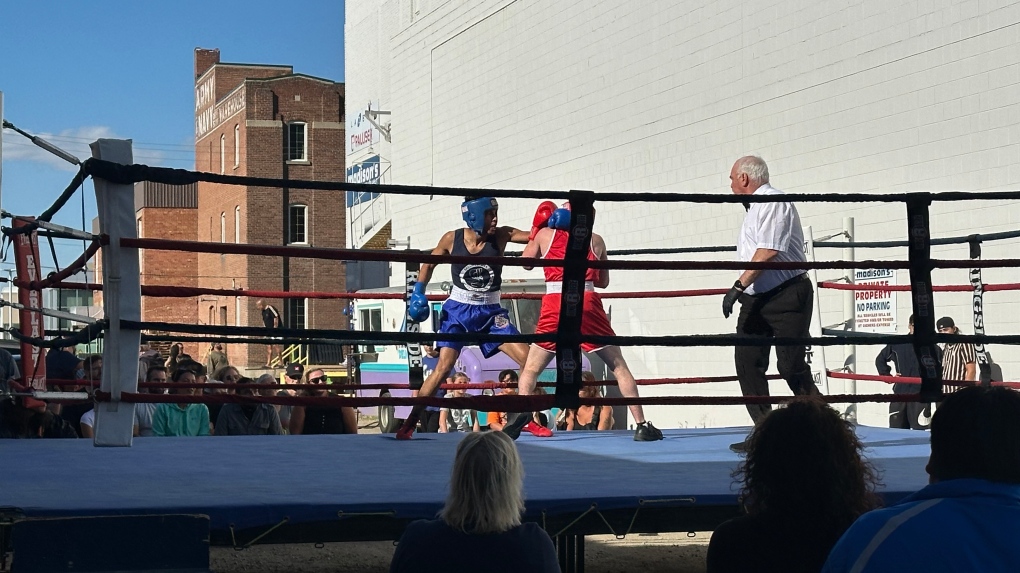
390, 431, 558, 572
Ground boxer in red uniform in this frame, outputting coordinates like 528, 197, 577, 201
503, 205, 663, 441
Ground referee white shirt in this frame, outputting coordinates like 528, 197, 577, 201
737, 184, 806, 295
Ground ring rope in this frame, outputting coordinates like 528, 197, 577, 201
825, 370, 1020, 390
116, 237, 1020, 271
818, 281, 1020, 293
92, 389, 934, 412
117, 320, 1020, 348
81, 157, 1020, 204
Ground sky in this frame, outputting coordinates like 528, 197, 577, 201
0, 0, 345, 274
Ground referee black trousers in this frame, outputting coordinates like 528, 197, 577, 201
734, 275, 819, 424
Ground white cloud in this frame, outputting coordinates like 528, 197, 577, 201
2, 125, 167, 170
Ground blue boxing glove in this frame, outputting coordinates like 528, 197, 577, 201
547, 208, 571, 230
407, 282, 430, 323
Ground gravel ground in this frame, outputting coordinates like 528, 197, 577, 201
211, 415, 711, 572
211, 532, 711, 573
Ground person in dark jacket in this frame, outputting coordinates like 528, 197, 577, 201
875, 314, 942, 430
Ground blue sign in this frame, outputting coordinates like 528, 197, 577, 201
346, 155, 381, 206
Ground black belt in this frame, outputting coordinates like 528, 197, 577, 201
745, 272, 809, 300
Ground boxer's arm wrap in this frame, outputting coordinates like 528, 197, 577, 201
529, 201, 558, 241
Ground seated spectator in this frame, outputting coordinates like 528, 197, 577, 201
707, 396, 881, 573
822, 386, 1020, 572
63, 354, 104, 437
134, 365, 168, 437
289, 368, 358, 435
207, 365, 240, 430
277, 363, 303, 432
531, 386, 554, 430
45, 347, 85, 412
565, 373, 614, 431
215, 376, 283, 436
1, 377, 78, 440
151, 367, 210, 437
440, 372, 480, 433
390, 431, 558, 572
487, 386, 516, 431
80, 408, 96, 438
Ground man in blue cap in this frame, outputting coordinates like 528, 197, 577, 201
396, 196, 558, 440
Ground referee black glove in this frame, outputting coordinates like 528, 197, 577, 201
722, 280, 745, 318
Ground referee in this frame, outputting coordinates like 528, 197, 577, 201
722, 156, 819, 445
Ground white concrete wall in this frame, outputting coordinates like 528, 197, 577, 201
346, 0, 1020, 428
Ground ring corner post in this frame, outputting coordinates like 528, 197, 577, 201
905, 195, 942, 401
91, 139, 141, 447
554, 190, 596, 411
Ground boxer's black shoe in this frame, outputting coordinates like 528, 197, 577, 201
634, 421, 664, 441
502, 412, 530, 440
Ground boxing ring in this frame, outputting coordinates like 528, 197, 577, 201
3, 134, 1020, 572
1, 426, 931, 542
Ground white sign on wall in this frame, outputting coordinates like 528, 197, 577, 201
347, 101, 380, 155
854, 269, 897, 332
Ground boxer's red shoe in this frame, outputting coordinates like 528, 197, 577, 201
395, 419, 416, 440
523, 421, 553, 438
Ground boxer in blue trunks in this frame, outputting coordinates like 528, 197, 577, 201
396, 197, 558, 440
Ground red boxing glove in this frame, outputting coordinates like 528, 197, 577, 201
529, 201, 558, 241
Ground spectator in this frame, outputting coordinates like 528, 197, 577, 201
277, 363, 303, 431
205, 343, 229, 378
390, 431, 558, 572
419, 345, 444, 433
823, 385, 1020, 572
440, 372, 480, 433
289, 368, 358, 435
214, 376, 283, 436
134, 365, 168, 437
44, 348, 86, 423
138, 344, 162, 385
207, 365, 240, 430
487, 386, 516, 431
531, 386, 554, 429
707, 396, 881, 573
876, 314, 939, 430
255, 300, 281, 366
151, 368, 210, 437
937, 316, 977, 387
63, 353, 102, 437
565, 373, 614, 431
165, 343, 183, 373
80, 408, 96, 438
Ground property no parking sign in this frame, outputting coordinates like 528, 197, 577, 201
855, 269, 897, 332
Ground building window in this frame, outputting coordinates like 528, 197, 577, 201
234, 206, 240, 244
286, 298, 308, 330
359, 306, 383, 353
220, 134, 226, 174
220, 212, 226, 243
288, 204, 308, 244
286, 122, 307, 162
233, 124, 240, 167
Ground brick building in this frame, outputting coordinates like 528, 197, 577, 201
193, 48, 347, 368
134, 181, 201, 358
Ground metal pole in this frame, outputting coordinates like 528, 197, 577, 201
843, 217, 857, 422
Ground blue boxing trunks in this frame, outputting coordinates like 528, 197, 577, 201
435, 290, 518, 358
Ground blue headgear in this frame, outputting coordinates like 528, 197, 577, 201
461, 197, 498, 233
